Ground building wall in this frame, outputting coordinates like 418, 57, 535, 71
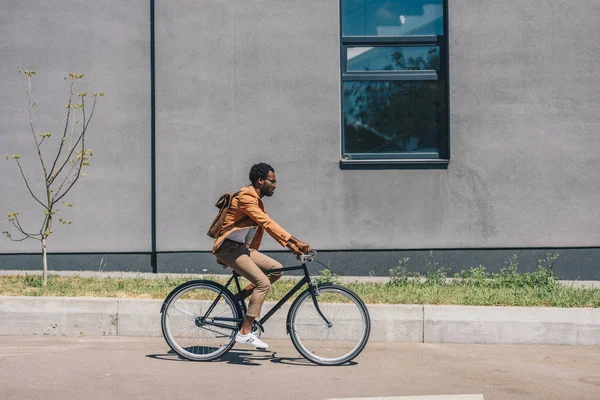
157, 0, 600, 252
0, 1, 152, 256
1, 1, 599, 275
448, 0, 600, 248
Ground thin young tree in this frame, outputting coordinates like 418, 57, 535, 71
3, 70, 103, 286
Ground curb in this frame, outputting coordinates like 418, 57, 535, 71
1, 296, 599, 345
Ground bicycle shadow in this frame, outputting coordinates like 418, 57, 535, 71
146, 349, 357, 367
145, 349, 259, 365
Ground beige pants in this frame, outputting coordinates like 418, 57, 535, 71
214, 239, 283, 318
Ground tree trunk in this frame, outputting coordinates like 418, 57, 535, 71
42, 237, 48, 287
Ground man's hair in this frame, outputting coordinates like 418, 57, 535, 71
249, 163, 274, 185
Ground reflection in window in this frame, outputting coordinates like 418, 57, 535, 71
341, 0, 448, 162
342, 0, 444, 36
343, 81, 446, 155
347, 46, 440, 72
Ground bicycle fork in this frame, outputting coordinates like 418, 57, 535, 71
308, 282, 333, 328
285, 281, 333, 335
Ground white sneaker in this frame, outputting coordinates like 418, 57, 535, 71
235, 332, 269, 349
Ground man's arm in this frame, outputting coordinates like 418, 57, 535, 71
238, 193, 311, 253
238, 193, 292, 246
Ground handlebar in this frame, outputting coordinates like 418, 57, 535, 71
299, 250, 317, 263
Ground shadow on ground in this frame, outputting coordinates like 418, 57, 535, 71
146, 349, 357, 366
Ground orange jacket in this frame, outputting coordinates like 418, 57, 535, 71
211, 185, 292, 254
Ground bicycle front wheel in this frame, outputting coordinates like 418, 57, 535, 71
288, 284, 370, 366
161, 281, 240, 361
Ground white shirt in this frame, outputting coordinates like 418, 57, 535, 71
224, 227, 257, 245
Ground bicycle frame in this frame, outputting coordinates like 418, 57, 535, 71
201, 261, 331, 332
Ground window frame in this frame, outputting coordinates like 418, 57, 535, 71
339, 0, 450, 165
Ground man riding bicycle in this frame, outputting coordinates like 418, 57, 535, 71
212, 162, 311, 349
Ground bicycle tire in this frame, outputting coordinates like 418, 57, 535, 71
287, 284, 371, 366
161, 280, 241, 361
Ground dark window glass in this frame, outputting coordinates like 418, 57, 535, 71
343, 81, 446, 157
347, 46, 440, 72
342, 0, 444, 37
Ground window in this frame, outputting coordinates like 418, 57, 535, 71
340, 0, 449, 164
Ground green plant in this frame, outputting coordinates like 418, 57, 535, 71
423, 250, 449, 286
313, 263, 341, 285
524, 253, 560, 289
495, 254, 522, 288
3, 70, 103, 286
23, 273, 42, 288
389, 257, 412, 286
488, 253, 560, 289
454, 265, 489, 287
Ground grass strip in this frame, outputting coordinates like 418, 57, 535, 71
0, 274, 598, 307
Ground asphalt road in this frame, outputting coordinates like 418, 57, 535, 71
0, 336, 599, 400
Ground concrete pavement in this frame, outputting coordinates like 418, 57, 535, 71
1, 336, 599, 400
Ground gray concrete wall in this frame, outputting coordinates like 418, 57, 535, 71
0, 1, 152, 254
447, 0, 600, 248
155, 0, 341, 252
2, 1, 599, 271
157, 0, 600, 253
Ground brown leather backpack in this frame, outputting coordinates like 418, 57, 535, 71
206, 192, 240, 238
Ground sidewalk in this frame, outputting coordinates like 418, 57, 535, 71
1, 270, 599, 345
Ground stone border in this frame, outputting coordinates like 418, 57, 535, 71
1, 296, 599, 345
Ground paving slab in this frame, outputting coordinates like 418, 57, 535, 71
367, 304, 423, 342
0, 296, 117, 336
424, 305, 600, 345
117, 298, 163, 337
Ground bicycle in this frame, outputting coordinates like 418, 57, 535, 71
160, 251, 371, 366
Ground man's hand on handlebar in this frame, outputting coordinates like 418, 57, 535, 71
296, 241, 311, 254
287, 237, 312, 256
287, 242, 302, 255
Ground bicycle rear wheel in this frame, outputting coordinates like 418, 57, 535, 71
288, 284, 370, 366
161, 281, 241, 361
